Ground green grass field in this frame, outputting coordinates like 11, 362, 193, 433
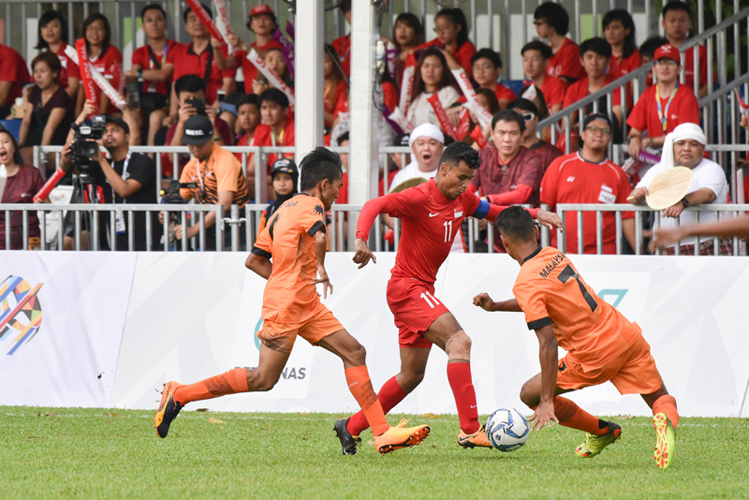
2, 407, 748, 499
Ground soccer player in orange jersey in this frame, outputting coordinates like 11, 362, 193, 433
154, 147, 430, 455
473, 206, 679, 469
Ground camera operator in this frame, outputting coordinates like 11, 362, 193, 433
61, 103, 158, 250
163, 114, 248, 250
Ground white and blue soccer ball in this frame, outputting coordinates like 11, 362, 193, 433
485, 407, 530, 452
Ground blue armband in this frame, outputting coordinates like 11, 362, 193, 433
473, 199, 491, 219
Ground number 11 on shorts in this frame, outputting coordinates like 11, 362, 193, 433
420, 291, 441, 308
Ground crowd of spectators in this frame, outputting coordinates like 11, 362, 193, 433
0, 1, 739, 255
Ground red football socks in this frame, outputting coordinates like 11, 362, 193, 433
447, 361, 480, 434
347, 376, 408, 436
344, 366, 389, 437
652, 395, 680, 427
173, 368, 249, 405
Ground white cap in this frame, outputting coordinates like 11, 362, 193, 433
408, 123, 444, 148
660, 123, 707, 168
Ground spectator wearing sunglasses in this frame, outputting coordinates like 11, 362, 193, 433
508, 98, 562, 175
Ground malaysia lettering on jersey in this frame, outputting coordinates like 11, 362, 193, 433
539, 252, 566, 279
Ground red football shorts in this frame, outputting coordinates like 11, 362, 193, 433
256, 302, 344, 353
556, 335, 664, 395
387, 277, 449, 348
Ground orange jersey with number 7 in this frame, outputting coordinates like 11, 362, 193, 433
512, 246, 641, 371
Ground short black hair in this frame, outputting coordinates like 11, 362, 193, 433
534, 2, 570, 36
662, 1, 693, 19
237, 93, 259, 109
640, 36, 669, 59
439, 141, 480, 170
496, 206, 536, 243
337, 131, 350, 144
602, 9, 637, 59
184, 3, 212, 23
435, 8, 469, 48
521, 40, 552, 60
579, 37, 612, 59
174, 74, 206, 97
259, 88, 289, 109
141, 4, 167, 21
36, 10, 68, 50
508, 98, 539, 116
299, 147, 343, 191
471, 48, 502, 70
491, 109, 525, 134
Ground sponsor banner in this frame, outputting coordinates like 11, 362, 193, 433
0, 252, 136, 407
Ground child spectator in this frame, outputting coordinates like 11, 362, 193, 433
521, 41, 566, 115
0, 129, 44, 250
392, 13, 423, 87
18, 52, 75, 168
627, 44, 699, 159
324, 45, 348, 129
603, 10, 642, 78
406, 47, 460, 131
80, 13, 123, 115
534, 2, 585, 84
35, 10, 80, 100
126, 4, 178, 148
417, 8, 477, 76
661, 0, 708, 96
257, 158, 298, 234
470, 48, 516, 109
249, 88, 295, 198
0, 42, 30, 119
251, 47, 294, 96
508, 98, 562, 174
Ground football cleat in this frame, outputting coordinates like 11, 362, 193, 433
575, 421, 622, 458
653, 413, 676, 469
458, 424, 493, 449
374, 423, 430, 454
154, 381, 183, 438
333, 418, 361, 455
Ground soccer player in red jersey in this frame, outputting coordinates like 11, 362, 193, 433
474, 206, 679, 469
333, 142, 563, 454
154, 148, 430, 455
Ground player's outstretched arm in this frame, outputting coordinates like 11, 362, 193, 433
534, 209, 563, 231
528, 326, 560, 432
312, 230, 333, 298
649, 215, 749, 251
246, 252, 272, 280
479, 202, 563, 232
472, 293, 522, 312
352, 238, 377, 269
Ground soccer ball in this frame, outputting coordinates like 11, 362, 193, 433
485, 408, 530, 452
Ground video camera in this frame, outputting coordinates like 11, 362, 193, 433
69, 115, 106, 164
161, 180, 197, 205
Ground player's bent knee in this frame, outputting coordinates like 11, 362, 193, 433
519, 384, 539, 408
347, 342, 367, 366
445, 330, 471, 357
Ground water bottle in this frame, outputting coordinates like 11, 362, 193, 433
127, 81, 141, 110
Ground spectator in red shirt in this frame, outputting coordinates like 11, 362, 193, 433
249, 47, 295, 98
125, 4, 178, 148
0, 43, 30, 119
470, 48, 516, 109
603, 10, 642, 79
662, 1, 708, 97
417, 8, 477, 77
331, 0, 352, 79
35, 10, 80, 100
18, 52, 75, 168
541, 114, 635, 254
226, 4, 283, 91
508, 98, 562, 175
235, 94, 261, 195
169, 3, 236, 121
249, 88, 295, 199
459, 88, 499, 148
627, 44, 699, 159
534, 2, 585, 84
521, 41, 566, 115
562, 38, 622, 134
391, 13, 423, 88
639, 36, 669, 88
80, 13, 123, 115
324, 45, 348, 129
406, 47, 460, 132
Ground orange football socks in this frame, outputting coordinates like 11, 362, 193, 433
173, 368, 250, 405
652, 395, 680, 427
542, 396, 609, 435
347, 376, 409, 436
344, 365, 390, 437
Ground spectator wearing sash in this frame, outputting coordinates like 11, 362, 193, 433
226, 4, 283, 92
169, 3, 236, 121
126, 4, 179, 148
18, 52, 75, 169
417, 8, 477, 77
459, 88, 499, 149
406, 47, 460, 133
627, 44, 699, 160
35, 10, 80, 100
250, 47, 294, 98
80, 13, 123, 115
